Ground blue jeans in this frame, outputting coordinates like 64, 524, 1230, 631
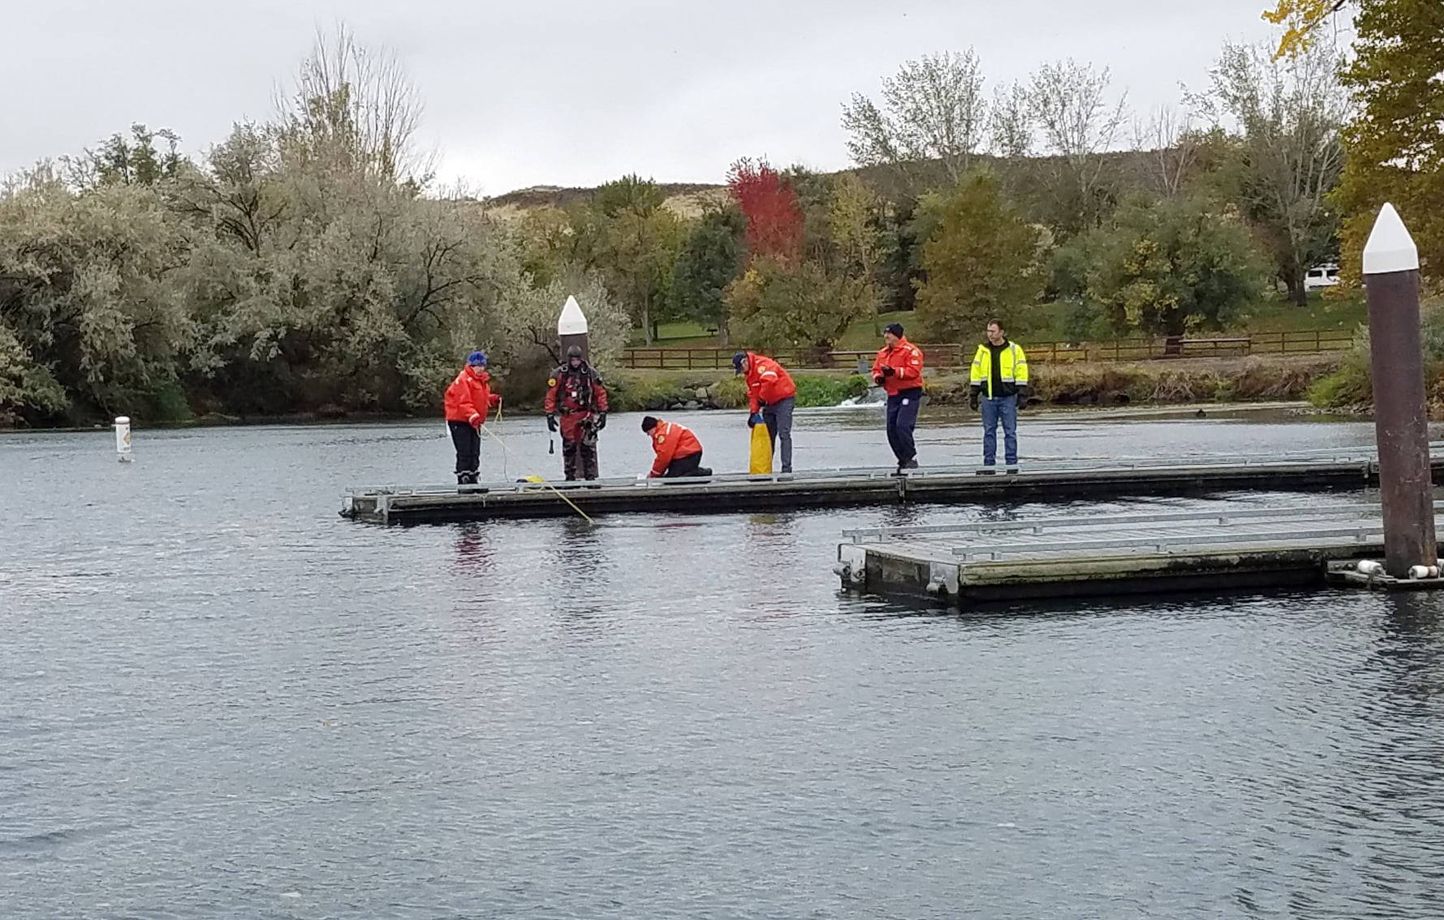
762, 396, 795, 472
886, 389, 922, 463
980, 394, 1018, 466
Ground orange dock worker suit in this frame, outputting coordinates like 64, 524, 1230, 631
641, 416, 712, 478
736, 351, 798, 473
871, 322, 924, 471
444, 350, 502, 484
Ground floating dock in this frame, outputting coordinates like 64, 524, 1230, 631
342, 448, 1444, 525
834, 501, 1444, 607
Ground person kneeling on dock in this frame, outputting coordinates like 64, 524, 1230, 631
641, 416, 712, 478
444, 350, 502, 485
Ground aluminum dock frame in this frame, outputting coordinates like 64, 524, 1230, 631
834, 501, 1444, 608
343, 449, 1444, 525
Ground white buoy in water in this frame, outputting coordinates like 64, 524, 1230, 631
114, 416, 133, 463
1357, 560, 1385, 576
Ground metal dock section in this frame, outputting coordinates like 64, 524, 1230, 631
834, 501, 1444, 607
343, 448, 1444, 525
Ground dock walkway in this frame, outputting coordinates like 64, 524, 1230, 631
834, 501, 1444, 607
342, 447, 1443, 525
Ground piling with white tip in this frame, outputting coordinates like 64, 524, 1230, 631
1362, 203, 1435, 578
557, 295, 589, 363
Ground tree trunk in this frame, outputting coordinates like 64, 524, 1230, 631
1163, 316, 1186, 357
1288, 271, 1308, 307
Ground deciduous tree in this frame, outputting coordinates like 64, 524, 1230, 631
1194, 40, 1347, 304
725, 258, 876, 353
914, 172, 1045, 341
842, 50, 989, 188
1029, 60, 1129, 235
726, 158, 804, 264
1065, 196, 1267, 338
1262, 0, 1351, 57
1333, 0, 1444, 285
669, 206, 745, 340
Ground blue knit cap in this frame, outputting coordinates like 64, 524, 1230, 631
467, 350, 488, 367
732, 352, 747, 375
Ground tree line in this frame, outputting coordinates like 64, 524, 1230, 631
2, 1, 1438, 426
516, 31, 1369, 354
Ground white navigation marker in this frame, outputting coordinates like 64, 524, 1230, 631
115, 416, 133, 462
1363, 202, 1420, 276
558, 295, 589, 361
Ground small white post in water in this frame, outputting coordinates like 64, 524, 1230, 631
114, 416, 133, 463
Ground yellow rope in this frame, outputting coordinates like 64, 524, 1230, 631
476, 422, 595, 525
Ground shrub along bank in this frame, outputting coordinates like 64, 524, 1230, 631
604, 371, 870, 412
605, 355, 1341, 413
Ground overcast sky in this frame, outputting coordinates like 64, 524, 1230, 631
1, 0, 1280, 196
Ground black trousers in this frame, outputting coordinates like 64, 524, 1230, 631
663, 451, 707, 478
562, 436, 599, 480
448, 421, 480, 483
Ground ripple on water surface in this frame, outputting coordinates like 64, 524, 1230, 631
3, 418, 1444, 918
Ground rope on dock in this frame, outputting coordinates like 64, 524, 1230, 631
476, 422, 596, 525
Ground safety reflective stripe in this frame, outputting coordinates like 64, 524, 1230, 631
972, 344, 1029, 396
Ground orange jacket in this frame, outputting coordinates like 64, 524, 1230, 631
744, 353, 797, 414
444, 366, 501, 425
871, 337, 925, 396
648, 420, 703, 477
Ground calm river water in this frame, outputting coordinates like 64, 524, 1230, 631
4, 406, 1444, 918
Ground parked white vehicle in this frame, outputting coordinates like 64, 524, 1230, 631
1304, 263, 1340, 291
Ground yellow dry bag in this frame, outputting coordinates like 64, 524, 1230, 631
748, 421, 773, 474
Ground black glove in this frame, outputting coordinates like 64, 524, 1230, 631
546, 414, 558, 432
969, 390, 980, 411
872, 374, 884, 386
1016, 386, 1032, 404
881, 366, 895, 378
595, 413, 607, 431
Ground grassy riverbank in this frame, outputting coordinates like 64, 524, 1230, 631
639, 293, 1368, 350
604, 353, 1342, 412
1, 355, 1341, 430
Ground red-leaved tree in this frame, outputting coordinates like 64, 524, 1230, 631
726, 158, 804, 264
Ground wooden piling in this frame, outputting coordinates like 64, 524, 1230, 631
1363, 203, 1437, 577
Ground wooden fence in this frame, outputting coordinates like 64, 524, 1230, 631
620, 328, 1355, 370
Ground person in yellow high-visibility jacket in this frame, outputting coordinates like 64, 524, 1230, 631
968, 319, 1030, 469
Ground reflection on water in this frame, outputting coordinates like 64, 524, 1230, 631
3, 415, 1444, 918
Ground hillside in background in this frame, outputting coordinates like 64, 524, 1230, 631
481, 149, 1177, 219
486, 182, 727, 221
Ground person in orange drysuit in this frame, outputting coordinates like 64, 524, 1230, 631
641, 416, 712, 478
733, 351, 797, 473
871, 322, 925, 472
544, 345, 610, 480
444, 350, 502, 484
